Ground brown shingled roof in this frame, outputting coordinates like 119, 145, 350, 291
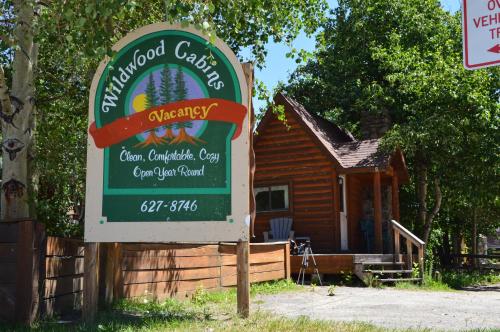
334, 139, 389, 168
272, 93, 399, 172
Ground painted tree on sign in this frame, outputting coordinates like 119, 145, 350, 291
159, 65, 175, 140
135, 73, 165, 148
145, 72, 159, 109
170, 66, 205, 145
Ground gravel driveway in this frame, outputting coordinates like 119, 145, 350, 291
254, 285, 500, 331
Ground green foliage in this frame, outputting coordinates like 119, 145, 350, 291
250, 279, 300, 296
113, 297, 199, 321
1, 304, 387, 332
411, 262, 421, 279
327, 284, 336, 296
441, 270, 500, 289
339, 270, 354, 286
285, 0, 499, 261
0, 1, 328, 235
396, 269, 500, 291
395, 276, 452, 292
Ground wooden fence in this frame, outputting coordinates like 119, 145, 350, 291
0, 220, 45, 324
117, 242, 290, 300
43, 237, 85, 316
0, 225, 289, 323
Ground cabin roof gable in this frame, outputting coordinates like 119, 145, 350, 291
255, 93, 409, 180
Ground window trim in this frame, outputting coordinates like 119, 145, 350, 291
254, 184, 290, 213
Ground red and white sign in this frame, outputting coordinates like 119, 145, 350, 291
463, 0, 500, 69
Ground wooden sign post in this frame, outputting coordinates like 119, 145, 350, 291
237, 62, 254, 318
84, 23, 252, 321
83, 242, 98, 323
236, 240, 250, 317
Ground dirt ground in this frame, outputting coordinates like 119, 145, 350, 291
254, 284, 500, 331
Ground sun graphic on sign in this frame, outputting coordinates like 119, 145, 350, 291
132, 94, 147, 112
131, 93, 166, 147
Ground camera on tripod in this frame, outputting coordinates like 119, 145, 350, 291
292, 238, 322, 286
290, 238, 311, 255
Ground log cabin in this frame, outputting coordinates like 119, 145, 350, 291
253, 93, 424, 283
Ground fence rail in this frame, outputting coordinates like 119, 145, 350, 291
1, 228, 289, 323
391, 219, 425, 278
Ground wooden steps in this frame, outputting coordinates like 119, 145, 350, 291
364, 269, 413, 274
362, 261, 405, 266
353, 254, 421, 286
379, 278, 422, 283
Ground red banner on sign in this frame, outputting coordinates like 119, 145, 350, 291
89, 98, 247, 148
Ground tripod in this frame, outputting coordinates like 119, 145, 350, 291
296, 240, 322, 286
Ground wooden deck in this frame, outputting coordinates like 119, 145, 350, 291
290, 253, 403, 275
290, 254, 355, 274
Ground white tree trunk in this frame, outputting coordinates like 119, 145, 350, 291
0, 0, 37, 221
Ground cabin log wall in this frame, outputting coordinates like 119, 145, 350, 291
254, 108, 336, 253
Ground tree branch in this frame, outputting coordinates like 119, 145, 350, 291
0, 34, 15, 48
425, 178, 442, 228
0, 66, 13, 116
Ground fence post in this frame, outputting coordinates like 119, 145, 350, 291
418, 245, 425, 281
102, 242, 122, 306
83, 242, 99, 323
406, 241, 413, 270
35, 222, 46, 319
393, 229, 400, 263
113, 243, 123, 300
15, 220, 40, 324
284, 242, 291, 280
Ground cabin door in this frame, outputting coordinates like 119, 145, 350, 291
339, 175, 348, 251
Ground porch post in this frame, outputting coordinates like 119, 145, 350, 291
373, 171, 383, 253
332, 169, 340, 252
391, 175, 400, 221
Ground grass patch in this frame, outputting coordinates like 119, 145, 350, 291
395, 276, 452, 292
0, 280, 307, 332
2, 278, 498, 331
250, 278, 300, 295
441, 270, 500, 289
0, 279, 435, 332
0, 309, 424, 332
395, 269, 500, 292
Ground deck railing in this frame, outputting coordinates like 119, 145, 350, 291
390, 219, 425, 279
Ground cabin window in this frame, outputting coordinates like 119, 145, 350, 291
255, 185, 289, 212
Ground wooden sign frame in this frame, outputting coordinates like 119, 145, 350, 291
85, 23, 250, 242
83, 23, 253, 321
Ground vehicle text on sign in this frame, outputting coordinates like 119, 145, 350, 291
463, 0, 500, 69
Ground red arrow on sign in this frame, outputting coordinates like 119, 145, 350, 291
488, 44, 500, 54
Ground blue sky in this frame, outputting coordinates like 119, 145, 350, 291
249, 0, 462, 112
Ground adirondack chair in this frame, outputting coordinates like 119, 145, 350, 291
263, 217, 294, 242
